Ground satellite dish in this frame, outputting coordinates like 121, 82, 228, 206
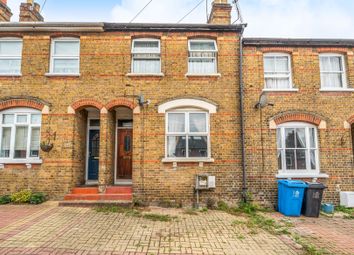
255, 92, 273, 109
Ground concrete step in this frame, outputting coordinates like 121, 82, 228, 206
64, 193, 132, 201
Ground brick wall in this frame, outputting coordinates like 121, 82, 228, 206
243, 45, 354, 206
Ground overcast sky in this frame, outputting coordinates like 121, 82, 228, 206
7, 0, 354, 38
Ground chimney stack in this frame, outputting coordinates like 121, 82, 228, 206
19, 0, 44, 22
0, 0, 13, 22
208, 0, 232, 25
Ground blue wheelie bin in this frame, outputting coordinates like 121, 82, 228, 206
277, 180, 308, 217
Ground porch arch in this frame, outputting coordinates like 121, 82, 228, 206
70, 99, 104, 112
106, 98, 136, 111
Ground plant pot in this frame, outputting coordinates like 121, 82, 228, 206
40, 143, 53, 152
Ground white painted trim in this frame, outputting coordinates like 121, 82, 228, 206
162, 158, 215, 163
0, 38, 23, 76
188, 39, 218, 75
263, 52, 293, 90
276, 173, 329, 179
0, 159, 42, 164
319, 88, 354, 92
0, 74, 22, 77
262, 88, 299, 92
158, 99, 217, 113
45, 73, 80, 77
319, 53, 348, 89
131, 38, 161, 75
344, 121, 351, 129
185, 73, 221, 77
126, 73, 164, 77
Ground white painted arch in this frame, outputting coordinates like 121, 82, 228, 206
158, 98, 217, 113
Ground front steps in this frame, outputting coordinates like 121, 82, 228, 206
59, 186, 132, 207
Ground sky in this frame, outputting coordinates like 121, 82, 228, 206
6, 0, 354, 38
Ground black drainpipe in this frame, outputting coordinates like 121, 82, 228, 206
238, 24, 247, 203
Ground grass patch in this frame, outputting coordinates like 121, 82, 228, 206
143, 213, 175, 222
184, 208, 199, 215
335, 205, 354, 219
293, 234, 330, 255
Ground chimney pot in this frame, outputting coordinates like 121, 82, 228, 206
19, 0, 44, 22
208, 0, 232, 25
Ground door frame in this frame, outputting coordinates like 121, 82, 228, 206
85, 118, 100, 185
114, 123, 133, 185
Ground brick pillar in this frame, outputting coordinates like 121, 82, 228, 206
19, 0, 44, 22
0, 0, 12, 21
208, 0, 232, 25
98, 108, 115, 193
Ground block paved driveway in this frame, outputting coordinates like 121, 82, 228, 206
2, 203, 354, 255
0, 202, 301, 255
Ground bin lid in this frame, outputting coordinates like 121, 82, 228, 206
278, 180, 308, 188
306, 182, 326, 189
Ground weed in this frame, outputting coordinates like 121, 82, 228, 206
184, 208, 199, 215
0, 195, 11, 205
200, 207, 208, 213
217, 200, 229, 211
293, 234, 329, 255
142, 213, 176, 222
94, 205, 130, 214
335, 205, 354, 214
236, 234, 245, 240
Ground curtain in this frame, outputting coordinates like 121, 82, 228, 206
54, 41, 79, 56
168, 113, 185, 132
189, 113, 206, 132
0, 41, 22, 56
30, 127, 40, 157
134, 41, 159, 53
133, 59, 160, 74
14, 126, 28, 158
167, 136, 186, 157
0, 59, 21, 74
53, 59, 79, 74
295, 128, 306, 148
0, 127, 11, 157
188, 58, 216, 74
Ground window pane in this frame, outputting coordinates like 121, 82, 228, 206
53, 59, 79, 74
89, 119, 100, 127
285, 128, 295, 148
320, 57, 331, 71
30, 127, 40, 157
132, 59, 160, 73
277, 149, 282, 170
276, 129, 282, 148
265, 78, 276, 89
276, 78, 290, 89
168, 113, 185, 132
309, 128, 316, 148
295, 128, 306, 148
285, 149, 296, 170
14, 126, 28, 158
16, 115, 27, 123
54, 41, 79, 56
2, 114, 14, 124
0, 127, 11, 158
296, 149, 306, 169
31, 114, 41, 124
310, 150, 317, 170
0, 41, 22, 56
0, 59, 21, 74
189, 113, 206, 132
330, 56, 342, 71
167, 136, 186, 157
188, 136, 208, 157
188, 58, 216, 74
276, 57, 289, 72
264, 57, 275, 72
190, 41, 216, 51
133, 41, 159, 53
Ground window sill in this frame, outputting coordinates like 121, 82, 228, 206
126, 73, 164, 77
262, 88, 299, 92
185, 73, 221, 77
276, 172, 329, 179
0, 73, 22, 77
0, 159, 43, 165
162, 158, 215, 163
319, 88, 354, 92
45, 73, 80, 77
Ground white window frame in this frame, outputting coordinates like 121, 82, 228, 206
187, 39, 218, 75
49, 37, 80, 75
263, 53, 293, 90
319, 53, 348, 90
165, 109, 212, 161
0, 37, 23, 76
277, 122, 320, 177
131, 38, 161, 74
0, 108, 42, 164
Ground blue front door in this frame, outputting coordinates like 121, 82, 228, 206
88, 129, 99, 181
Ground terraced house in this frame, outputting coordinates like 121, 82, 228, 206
0, 0, 353, 207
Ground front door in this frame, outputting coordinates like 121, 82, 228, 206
88, 129, 99, 181
117, 129, 132, 180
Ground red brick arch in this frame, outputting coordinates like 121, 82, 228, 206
106, 98, 136, 111
272, 111, 323, 126
348, 115, 354, 125
0, 98, 45, 111
71, 99, 104, 111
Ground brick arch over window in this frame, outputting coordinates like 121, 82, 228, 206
271, 111, 325, 126
0, 96, 49, 111
71, 99, 104, 112
348, 115, 354, 125
106, 98, 136, 111
158, 97, 218, 113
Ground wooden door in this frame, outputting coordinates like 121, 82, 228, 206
117, 129, 132, 179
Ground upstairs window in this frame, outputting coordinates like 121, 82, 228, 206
277, 122, 319, 173
264, 53, 292, 89
50, 38, 80, 74
319, 54, 347, 89
0, 108, 41, 161
188, 40, 218, 74
0, 38, 23, 75
131, 39, 161, 74
166, 111, 210, 159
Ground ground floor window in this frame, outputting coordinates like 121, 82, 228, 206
166, 111, 210, 159
277, 122, 319, 173
0, 108, 41, 160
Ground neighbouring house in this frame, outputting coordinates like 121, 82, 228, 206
0, 0, 353, 206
